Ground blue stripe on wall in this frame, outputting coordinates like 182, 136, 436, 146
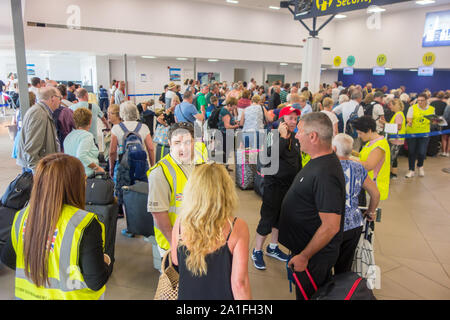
338, 69, 450, 93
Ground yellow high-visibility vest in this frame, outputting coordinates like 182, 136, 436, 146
147, 142, 208, 251
12, 205, 106, 300
406, 104, 435, 134
360, 138, 391, 201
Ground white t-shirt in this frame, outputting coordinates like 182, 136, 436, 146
111, 121, 150, 154
333, 100, 364, 129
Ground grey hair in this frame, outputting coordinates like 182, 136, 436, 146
37, 87, 60, 102
338, 94, 349, 104
233, 83, 239, 90
400, 93, 410, 103
119, 101, 139, 121
332, 133, 354, 157
385, 94, 395, 105
351, 90, 363, 101
301, 112, 333, 145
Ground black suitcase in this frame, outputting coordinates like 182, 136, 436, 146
254, 159, 264, 198
85, 173, 115, 205
85, 202, 119, 261
427, 125, 441, 157
311, 272, 377, 300
122, 182, 154, 237
155, 144, 170, 163
0, 206, 18, 250
1, 171, 33, 210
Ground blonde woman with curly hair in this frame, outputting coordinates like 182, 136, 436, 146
171, 163, 251, 300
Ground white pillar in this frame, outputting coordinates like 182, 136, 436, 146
301, 37, 323, 94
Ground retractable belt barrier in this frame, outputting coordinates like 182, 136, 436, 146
388, 129, 450, 139
128, 94, 160, 97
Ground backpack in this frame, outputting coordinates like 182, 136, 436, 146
1, 171, 33, 210
119, 122, 149, 185
207, 106, 222, 129
345, 104, 361, 138
363, 101, 376, 117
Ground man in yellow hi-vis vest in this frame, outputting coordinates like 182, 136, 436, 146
147, 122, 208, 259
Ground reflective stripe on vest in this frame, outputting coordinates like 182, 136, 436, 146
12, 205, 106, 300
359, 138, 391, 201
389, 111, 406, 141
406, 104, 435, 135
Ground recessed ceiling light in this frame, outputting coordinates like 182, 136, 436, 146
409, 69, 418, 72
367, 6, 386, 13
40, 53, 55, 57
416, 0, 435, 5
208, 59, 219, 62
226, 0, 239, 4
176, 58, 188, 61
385, 68, 392, 70
321, 68, 327, 71
335, 14, 347, 19
280, 63, 288, 66
269, 6, 280, 10
142, 56, 156, 59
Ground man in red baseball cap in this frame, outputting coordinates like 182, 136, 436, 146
251, 106, 302, 271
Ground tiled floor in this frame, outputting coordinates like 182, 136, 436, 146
0, 111, 449, 300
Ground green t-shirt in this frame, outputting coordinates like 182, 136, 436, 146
196, 93, 207, 112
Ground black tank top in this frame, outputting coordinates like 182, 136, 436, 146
177, 217, 237, 300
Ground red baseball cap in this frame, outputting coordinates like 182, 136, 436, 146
279, 106, 301, 118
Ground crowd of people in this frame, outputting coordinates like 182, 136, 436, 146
1, 73, 449, 300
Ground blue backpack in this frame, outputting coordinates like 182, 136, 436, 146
119, 122, 148, 184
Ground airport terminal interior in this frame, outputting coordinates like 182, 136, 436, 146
0, 0, 450, 300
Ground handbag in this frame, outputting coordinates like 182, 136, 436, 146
351, 219, 376, 279
153, 124, 170, 146
154, 250, 179, 300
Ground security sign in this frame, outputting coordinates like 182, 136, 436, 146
334, 56, 342, 67
316, 0, 334, 12
422, 52, 435, 66
376, 54, 387, 67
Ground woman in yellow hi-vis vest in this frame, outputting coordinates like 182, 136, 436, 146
147, 123, 208, 262
1, 154, 111, 300
405, 93, 435, 178
387, 99, 406, 179
353, 116, 391, 202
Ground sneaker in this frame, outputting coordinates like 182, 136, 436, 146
390, 173, 398, 180
265, 245, 289, 262
418, 167, 425, 177
121, 228, 135, 238
251, 249, 266, 270
405, 170, 415, 178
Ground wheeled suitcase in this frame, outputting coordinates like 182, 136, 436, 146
122, 182, 154, 237
1, 171, 33, 210
85, 173, 115, 205
85, 202, 119, 261
253, 158, 264, 197
235, 148, 259, 190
